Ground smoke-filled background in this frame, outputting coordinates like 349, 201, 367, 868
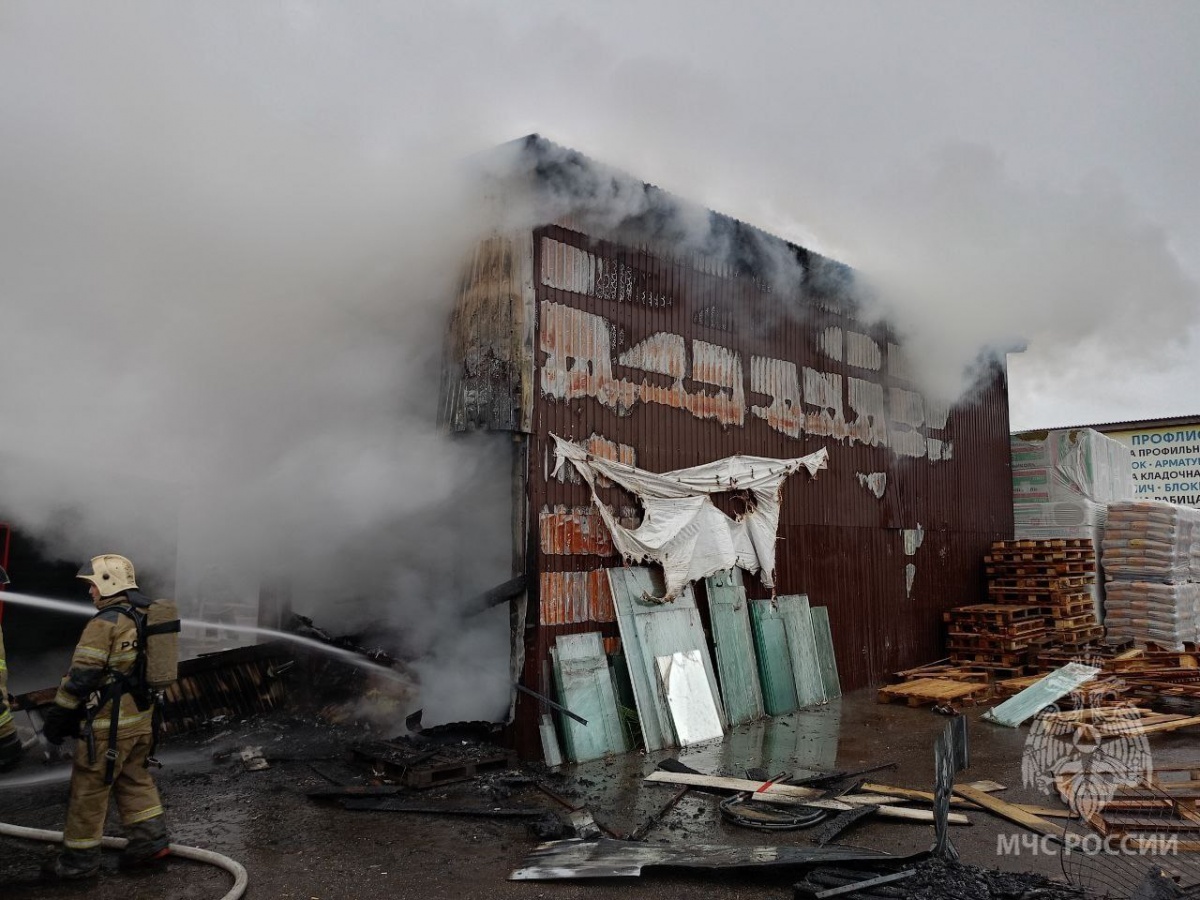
2, 2, 1198, 718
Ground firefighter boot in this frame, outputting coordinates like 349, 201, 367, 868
0, 731, 23, 772
42, 847, 101, 880
120, 815, 170, 869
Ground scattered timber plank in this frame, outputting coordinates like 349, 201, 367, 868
1116, 714, 1200, 737
644, 772, 969, 824
861, 783, 1075, 819
952, 784, 1065, 841
813, 805, 877, 845
812, 869, 915, 898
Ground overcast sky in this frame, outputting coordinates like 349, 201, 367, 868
4, 2, 1196, 435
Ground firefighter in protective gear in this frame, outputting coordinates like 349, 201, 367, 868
0, 564, 25, 772
43, 554, 171, 880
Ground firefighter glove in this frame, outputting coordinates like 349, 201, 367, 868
42, 705, 83, 745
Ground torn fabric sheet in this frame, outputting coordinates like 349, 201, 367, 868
551, 434, 828, 600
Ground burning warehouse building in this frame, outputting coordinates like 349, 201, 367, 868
442, 135, 1015, 757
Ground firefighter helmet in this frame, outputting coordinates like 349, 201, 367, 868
77, 554, 137, 597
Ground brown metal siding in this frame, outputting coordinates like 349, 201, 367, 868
518, 225, 1012, 755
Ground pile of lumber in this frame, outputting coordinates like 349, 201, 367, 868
985, 538, 1104, 650
943, 603, 1050, 677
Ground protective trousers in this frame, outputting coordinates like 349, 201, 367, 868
0, 624, 14, 741
63, 729, 165, 853
0, 625, 22, 771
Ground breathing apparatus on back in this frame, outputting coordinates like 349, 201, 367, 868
76, 555, 180, 781
76, 555, 180, 691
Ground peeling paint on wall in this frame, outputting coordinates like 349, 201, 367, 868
888, 342, 915, 383
539, 289, 954, 459
819, 326, 843, 361
857, 472, 888, 499
845, 331, 882, 371
903, 525, 924, 598
540, 300, 746, 426
750, 357, 802, 438
903, 525, 925, 556
541, 237, 672, 307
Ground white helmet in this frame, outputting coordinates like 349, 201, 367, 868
77, 554, 137, 597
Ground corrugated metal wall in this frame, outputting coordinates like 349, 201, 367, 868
518, 224, 1013, 756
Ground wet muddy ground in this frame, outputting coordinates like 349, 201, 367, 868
1, 689, 1196, 899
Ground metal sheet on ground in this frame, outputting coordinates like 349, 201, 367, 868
705, 568, 765, 725
749, 597, 800, 715
608, 567, 725, 751
554, 632, 628, 762
778, 594, 827, 707
810, 606, 842, 700
509, 838, 914, 880
655, 650, 725, 746
982, 662, 1100, 728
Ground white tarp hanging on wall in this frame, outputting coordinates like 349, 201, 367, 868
552, 434, 828, 600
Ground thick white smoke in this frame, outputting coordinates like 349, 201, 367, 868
1, 2, 1197, 721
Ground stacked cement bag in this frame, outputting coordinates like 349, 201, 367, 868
1103, 501, 1200, 648
1103, 502, 1200, 581
1104, 582, 1200, 648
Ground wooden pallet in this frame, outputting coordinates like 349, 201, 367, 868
943, 604, 1050, 625
1060, 770, 1200, 841
1042, 707, 1200, 740
986, 549, 1095, 564
990, 538, 1091, 552
947, 619, 1050, 640
985, 563, 1095, 578
403, 751, 519, 788
986, 587, 1094, 605
1107, 648, 1200, 672
888, 662, 992, 685
352, 743, 518, 789
948, 633, 1048, 653
947, 658, 1029, 678
989, 575, 1094, 590
1052, 626, 1106, 648
993, 675, 1042, 699
1049, 611, 1099, 629
877, 678, 991, 707
948, 650, 1037, 668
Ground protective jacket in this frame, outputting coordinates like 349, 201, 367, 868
52, 591, 167, 865
53, 594, 152, 739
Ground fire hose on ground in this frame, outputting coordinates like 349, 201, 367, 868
0, 821, 248, 900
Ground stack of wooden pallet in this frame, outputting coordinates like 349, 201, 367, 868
943, 603, 1050, 677
985, 538, 1105, 651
